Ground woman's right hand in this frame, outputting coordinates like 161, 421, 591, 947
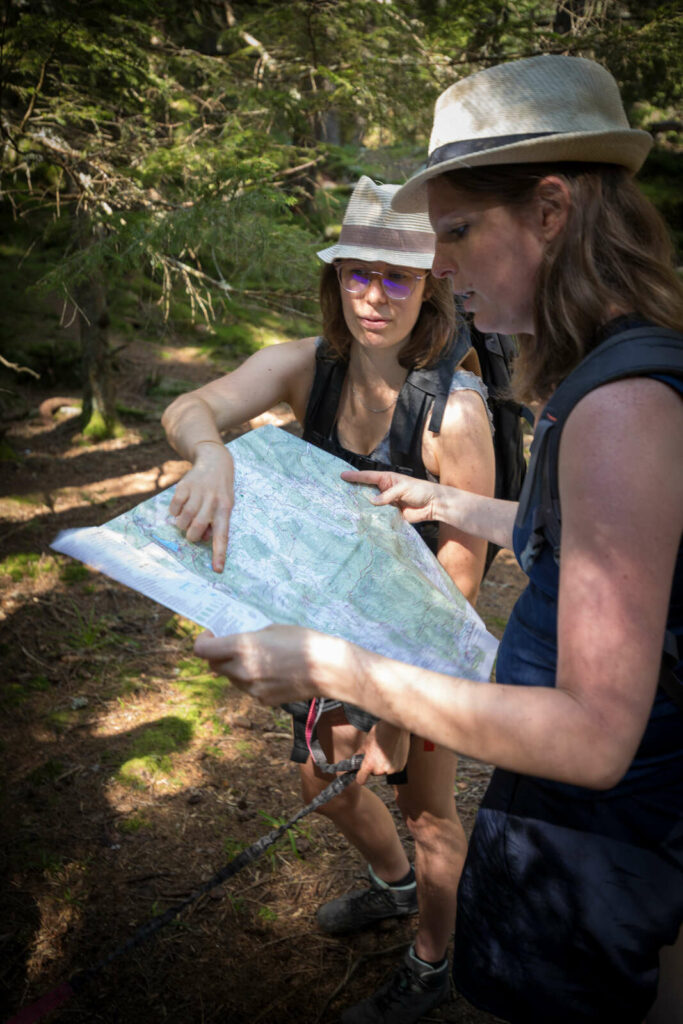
341, 469, 441, 524
169, 443, 235, 572
355, 722, 411, 785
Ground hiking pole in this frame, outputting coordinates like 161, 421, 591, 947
5, 763, 362, 1024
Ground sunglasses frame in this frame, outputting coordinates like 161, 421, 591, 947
335, 263, 426, 301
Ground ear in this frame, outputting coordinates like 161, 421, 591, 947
535, 175, 571, 243
421, 273, 433, 303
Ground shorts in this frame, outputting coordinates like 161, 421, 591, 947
281, 700, 408, 784
281, 699, 378, 764
452, 767, 683, 1023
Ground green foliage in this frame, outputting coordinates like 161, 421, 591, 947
175, 656, 231, 708
1, 0, 680, 438
115, 714, 195, 787
2, 674, 52, 707
81, 406, 125, 440
58, 561, 90, 585
117, 813, 152, 834
257, 906, 278, 922
66, 604, 115, 649
1, 552, 44, 582
638, 149, 683, 256
257, 810, 312, 860
235, 738, 256, 760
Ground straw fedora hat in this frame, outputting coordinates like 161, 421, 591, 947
393, 55, 653, 213
317, 176, 435, 268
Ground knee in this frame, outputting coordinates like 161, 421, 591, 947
396, 796, 461, 849
398, 800, 440, 844
301, 772, 358, 822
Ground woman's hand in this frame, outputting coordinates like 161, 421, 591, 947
355, 722, 411, 785
194, 624, 350, 705
169, 444, 235, 572
341, 469, 441, 524
343, 468, 517, 552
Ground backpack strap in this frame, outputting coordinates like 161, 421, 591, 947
388, 322, 469, 473
517, 326, 683, 573
515, 326, 683, 708
302, 338, 347, 441
662, 630, 683, 712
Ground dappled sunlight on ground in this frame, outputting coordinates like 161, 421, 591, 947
0, 341, 515, 1023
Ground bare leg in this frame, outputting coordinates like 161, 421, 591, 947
395, 740, 465, 963
300, 705, 410, 882
646, 925, 683, 1024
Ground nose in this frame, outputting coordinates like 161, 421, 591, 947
431, 242, 457, 281
365, 275, 390, 303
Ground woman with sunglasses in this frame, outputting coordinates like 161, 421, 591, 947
162, 175, 495, 1024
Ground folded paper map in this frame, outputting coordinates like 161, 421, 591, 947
52, 425, 497, 681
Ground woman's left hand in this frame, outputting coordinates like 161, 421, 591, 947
355, 722, 411, 785
194, 625, 349, 706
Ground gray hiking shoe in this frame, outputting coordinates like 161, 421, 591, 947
340, 945, 450, 1024
316, 865, 417, 935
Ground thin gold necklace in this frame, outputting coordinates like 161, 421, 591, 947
350, 381, 400, 414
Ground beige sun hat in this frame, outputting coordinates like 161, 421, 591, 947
393, 55, 654, 213
317, 176, 435, 268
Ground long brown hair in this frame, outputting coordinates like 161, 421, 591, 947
443, 163, 683, 403
319, 263, 457, 369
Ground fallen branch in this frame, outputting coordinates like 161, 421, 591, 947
0, 354, 40, 379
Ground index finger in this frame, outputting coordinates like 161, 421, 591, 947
194, 630, 222, 658
211, 510, 230, 573
340, 470, 384, 486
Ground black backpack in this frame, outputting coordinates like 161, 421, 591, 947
451, 324, 533, 571
515, 325, 683, 710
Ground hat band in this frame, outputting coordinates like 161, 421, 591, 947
338, 224, 435, 253
427, 131, 558, 168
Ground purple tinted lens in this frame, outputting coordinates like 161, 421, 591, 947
383, 279, 410, 299
349, 270, 370, 290
345, 269, 411, 299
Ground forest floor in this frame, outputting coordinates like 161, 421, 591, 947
0, 336, 527, 1024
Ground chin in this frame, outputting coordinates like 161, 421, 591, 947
472, 312, 498, 334
473, 311, 524, 336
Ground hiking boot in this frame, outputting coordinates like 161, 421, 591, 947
340, 945, 450, 1024
316, 865, 417, 935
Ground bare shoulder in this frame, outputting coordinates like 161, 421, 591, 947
436, 384, 494, 461
196, 336, 319, 420
562, 376, 683, 465
442, 383, 491, 431
251, 335, 318, 371
423, 381, 495, 484
560, 376, 683, 536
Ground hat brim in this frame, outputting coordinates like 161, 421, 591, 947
316, 243, 434, 269
392, 129, 654, 213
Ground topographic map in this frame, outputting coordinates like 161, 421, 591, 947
52, 425, 497, 682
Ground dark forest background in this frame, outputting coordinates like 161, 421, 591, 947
1, 0, 681, 441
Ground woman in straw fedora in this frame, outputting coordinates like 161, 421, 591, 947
194, 55, 683, 1024
162, 176, 495, 1022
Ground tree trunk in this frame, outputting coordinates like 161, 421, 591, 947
74, 213, 120, 439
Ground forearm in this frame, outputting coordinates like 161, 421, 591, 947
433, 488, 518, 551
162, 394, 227, 463
323, 638, 633, 789
194, 622, 643, 789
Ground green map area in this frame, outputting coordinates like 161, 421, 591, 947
52, 425, 497, 682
